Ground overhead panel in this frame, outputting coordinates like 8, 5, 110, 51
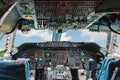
34, 0, 104, 30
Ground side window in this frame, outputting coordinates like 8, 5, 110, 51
115, 35, 120, 53
0, 34, 6, 57
0, 34, 6, 51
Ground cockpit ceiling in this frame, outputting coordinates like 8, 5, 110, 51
33, 0, 103, 30
2, 0, 114, 33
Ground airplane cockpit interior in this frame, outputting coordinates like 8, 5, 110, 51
0, 0, 120, 80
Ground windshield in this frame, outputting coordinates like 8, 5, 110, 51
14, 29, 107, 46
0, 29, 120, 53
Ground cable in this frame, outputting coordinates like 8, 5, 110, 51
6, 18, 23, 34
106, 14, 120, 34
108, 25, 120, 34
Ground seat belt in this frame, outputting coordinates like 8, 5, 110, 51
111, 67, 119, 80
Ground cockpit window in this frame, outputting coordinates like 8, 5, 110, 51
14, 29, 107, 48
0, 35, 6, 51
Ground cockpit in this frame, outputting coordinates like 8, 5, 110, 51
0, 0, 120, 80
0, 41, 107, 80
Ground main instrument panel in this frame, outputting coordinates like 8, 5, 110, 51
15, 41, 104, 69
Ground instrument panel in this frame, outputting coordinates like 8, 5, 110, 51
14, 41, 104, 69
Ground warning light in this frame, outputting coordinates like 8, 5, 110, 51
25, 15, 33, 20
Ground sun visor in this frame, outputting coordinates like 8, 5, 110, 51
95, 0, 120, 13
